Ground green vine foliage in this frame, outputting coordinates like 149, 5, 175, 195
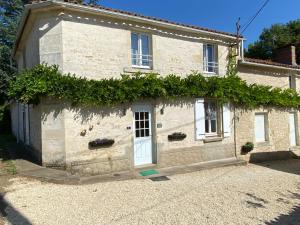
8, 63, 300, 109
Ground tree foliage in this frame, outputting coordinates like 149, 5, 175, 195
0, 0, 25, 104
8, 64, 300, 109
245, 19, 300, 64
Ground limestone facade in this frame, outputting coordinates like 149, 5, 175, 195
10, 2, 300, 175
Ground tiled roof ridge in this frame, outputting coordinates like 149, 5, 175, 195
28, 0, 238, 38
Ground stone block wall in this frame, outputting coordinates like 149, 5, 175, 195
155, 99, 235, 168
36, 98, 236, 175
60, 10, 230, 79
40, 98, 66, 167
63, 104, 133, 175
235, 107, 299, 161
238, 64, 290, 89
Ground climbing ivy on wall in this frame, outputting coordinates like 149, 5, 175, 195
7, 63, 300, 109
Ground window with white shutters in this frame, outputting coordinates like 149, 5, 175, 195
195, 99, 230, 140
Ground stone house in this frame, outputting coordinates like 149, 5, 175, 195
10, 0, 300, 175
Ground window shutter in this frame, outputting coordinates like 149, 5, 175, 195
223, 103, 231, 137
195, 99, 205, 140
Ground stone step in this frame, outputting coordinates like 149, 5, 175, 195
135, 158, 247, 180
290, 150, 300, 159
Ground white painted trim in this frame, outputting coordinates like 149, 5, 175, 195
195, 98, 206, 140
132, 105, 153, 166
223, 103, 231, 137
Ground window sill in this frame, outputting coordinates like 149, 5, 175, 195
203, 71, 219, 76
203, 136, 223, 143
123, 67, 160, 74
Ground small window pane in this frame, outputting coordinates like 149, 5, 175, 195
141, 35, 149, 55
135, 112, 139, 120
140, 112, 144, 120
145, 113, 149, 120
135, 121, 139, 129
141, 35, 150, 66
140, 121, 144, 128
145, 121, 149, 129
205, 120, 209, 133
207, 45, 214, 62
145, 129, 150, 136
135, 130, 140, 138
141, 129, 145, 137
211, 120, 217, 133
131, 33, 139, 66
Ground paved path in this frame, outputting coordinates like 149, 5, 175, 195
2, 159, 300, 225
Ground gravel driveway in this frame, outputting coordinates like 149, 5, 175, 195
2, 160, 300, 225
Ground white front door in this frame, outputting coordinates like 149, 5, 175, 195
133, 106, 153, 166
289, 113, 297, 146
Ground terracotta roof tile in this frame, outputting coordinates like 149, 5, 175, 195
28, 0, 238, 38
243, 57, 300, 69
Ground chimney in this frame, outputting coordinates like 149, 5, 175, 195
274, 45, 297, 66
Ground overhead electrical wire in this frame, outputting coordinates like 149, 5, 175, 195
241, 0, 271, 34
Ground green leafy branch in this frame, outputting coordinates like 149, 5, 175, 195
7, 63, 300, 109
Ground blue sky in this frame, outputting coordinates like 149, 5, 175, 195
97, 0, 300, 48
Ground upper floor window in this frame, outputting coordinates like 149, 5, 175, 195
131, 32, 152, 68
203, 43, 218, 74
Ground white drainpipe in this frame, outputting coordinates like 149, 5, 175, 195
241, 39, 244, 61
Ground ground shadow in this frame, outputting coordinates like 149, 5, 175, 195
0, 135, 40, 166
0, 193, 32, 225
265, 205, 300, 225
251, 156, 300, 176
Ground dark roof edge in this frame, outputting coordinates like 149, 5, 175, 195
57, 0, 239, 38
240, 57, 300, 71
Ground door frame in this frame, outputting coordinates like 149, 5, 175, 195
132, 104, 156, 167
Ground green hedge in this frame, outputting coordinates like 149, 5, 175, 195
7, 64, 300, 109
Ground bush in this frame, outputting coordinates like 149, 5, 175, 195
241, 142, 254, 153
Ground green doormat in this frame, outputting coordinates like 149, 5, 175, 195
139, 169, 159, 177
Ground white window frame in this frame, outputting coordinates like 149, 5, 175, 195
204, 100, 219, 136
131, 32, 152, 69
203, 43, 218, 74
255, 113, 268, 143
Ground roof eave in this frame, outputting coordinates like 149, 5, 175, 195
239, 60, 300, 72
54, 0, 239, 40
12, 0, 240, 58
